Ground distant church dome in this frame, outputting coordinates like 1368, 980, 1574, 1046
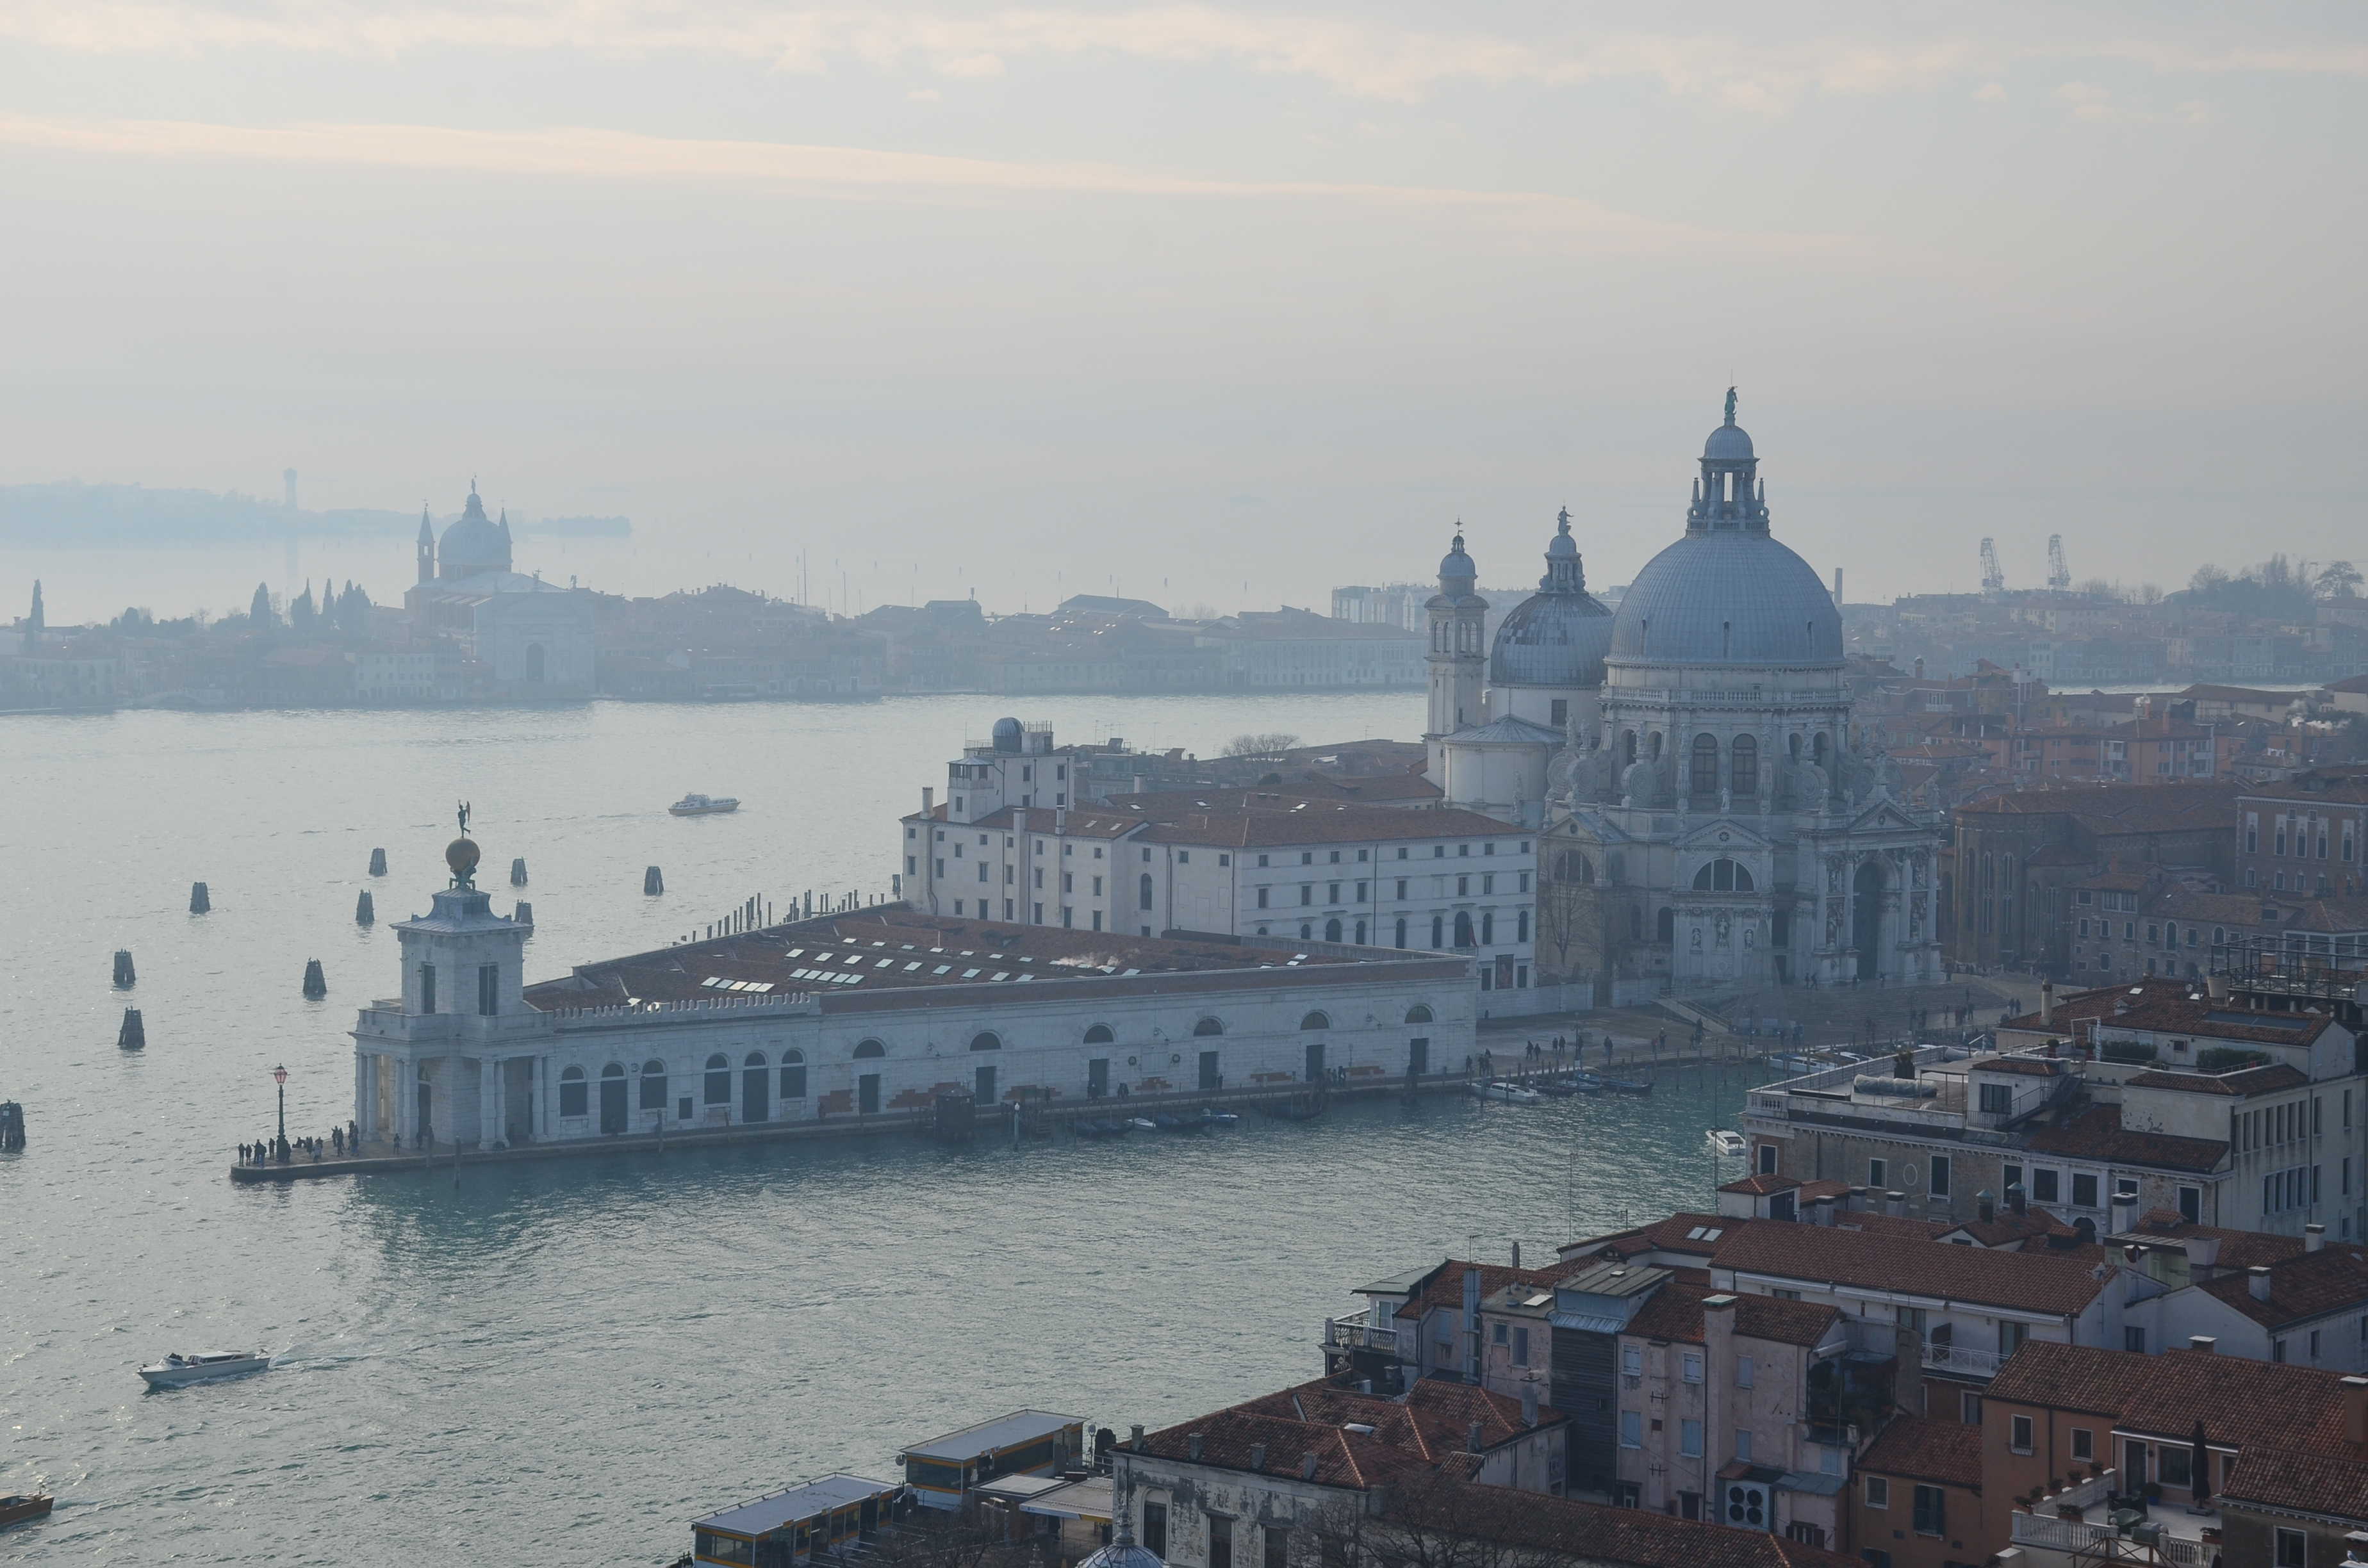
1606, 395, 1842, 669
1490, 507, 1613, 689
1437, 532, 1476, 583
438, 484, 511, 580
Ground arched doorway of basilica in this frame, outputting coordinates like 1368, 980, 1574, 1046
1852, 860, 1886, 979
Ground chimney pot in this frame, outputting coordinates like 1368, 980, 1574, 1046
2249, 1266, 2273, 1302
1977, 1190, 1996, 1225
1511, 1240, 1521, 1268
1848, 1186, 1868, 1212
2344, 1378, 2368, 1446
1300, 1451, 1319, 1480
922, 785, 935, 816
2307, 1223, 2327, 1253
2189, 1335, 2217, 1355
1131, 1424, 1146, 1451
1249, 1442, 1266, 1469
1467, 1420, 1485, 1453
1886, 1189, 1907, 1218
2008, 1182, 2027, 1215
1522, 1385, 1540, 1428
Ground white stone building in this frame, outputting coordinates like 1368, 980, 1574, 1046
349, 836, 1474, 1150
400, 485, 595, 698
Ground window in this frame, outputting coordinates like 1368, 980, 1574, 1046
2277, 1527, 2308, 1567
2071, 1428, 2093, 1461
1681, 1351, 1703, 1383
1930, 1155, 1952, 1198
1690, 733, 1720, 797
1679, 1419, 1703, 1457
1999, 1321, 2029, 1357
1736, 1355, 1754, 1389
1736, 1429, 1754, 1462
2125, 1327, 2147, 1353
1869, 1157, 1887, 1188
558, 1065, 587, 1118
2010, 1414, 2034, 1454
780, 1050, 806, 1099
1193, 1017, 1224, 1037
1731, 734, 1758, 797
2179, 1184, 2201, 1222
1620, 1344, 1643, 1376
1264, 1528, 1290, 1568
2032, 1167, 2060, 1204
704, 1054, 731, 1104
1139, 874, 1153, 911
1142, 1503, 1168, 1560
1513, 1327, 1529, 1366
477, 963, 499, 1016
1979, 1082, 2011, 1115
1911, 1485, 1945, 1537
1961, 1391, 1984, 1425
418, 963, 436, 1014
1692, 858, 1755, 892
639, 1060, 667, 1110
1210, 1514, 1233, 1568
2158, 1446, 2193, 1489
2073, 1172, 2099, 1207
1864, 1476, 1889, 1509
969, 1032, 1001, 1052
1619, 1410, 1641, 1448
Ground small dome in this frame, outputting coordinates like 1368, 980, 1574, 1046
438, 486, 511, 579
1438, 532, 1476, 581
1607, 529, 1841, 669
991, 715, 1024, 752
1080, 1540, 1164, 1568
1704, 421, 1754, 461
1490, 592, 1613, 687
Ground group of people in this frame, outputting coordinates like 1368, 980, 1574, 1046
236, 1121, 361, 1165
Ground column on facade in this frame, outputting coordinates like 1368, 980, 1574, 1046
487, 1056, 507, 1148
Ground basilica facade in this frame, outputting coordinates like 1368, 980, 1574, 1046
1423, 398, 1943, 999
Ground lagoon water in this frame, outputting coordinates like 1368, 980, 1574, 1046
0, 694, 1770, 1565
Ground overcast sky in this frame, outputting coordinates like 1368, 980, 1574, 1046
4, 1, 2363, 616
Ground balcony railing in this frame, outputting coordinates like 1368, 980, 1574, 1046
1921, 1341, 2003, 1377
2010, 1510, 2203, 1566
1324, 1316, 1399, 1353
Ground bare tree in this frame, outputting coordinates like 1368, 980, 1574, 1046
1306, 1476, 1581, 1568
1223, 732, 1303, 760
2319, 560, 2362, 600
2189, 563, 2230, 594
1534, 876, 1603, 989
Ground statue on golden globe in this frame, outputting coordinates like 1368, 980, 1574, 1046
446, 799, 480, 890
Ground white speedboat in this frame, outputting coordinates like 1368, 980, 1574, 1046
669, 794, 741, 817
138, 1350, 270, 1389
1468, 1080, 1543, 1106
1706, 1129, 1748, 1158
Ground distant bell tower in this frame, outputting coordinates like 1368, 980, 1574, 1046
416, 504, 435, 585
1424, 531, 1488, 783
26, 578, 43, 645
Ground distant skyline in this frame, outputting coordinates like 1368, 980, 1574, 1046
3, 2, 2361, 616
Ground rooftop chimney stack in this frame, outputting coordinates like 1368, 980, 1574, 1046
1467, 1420, 1485, 1454
2308, 1224, 2328, 1253
1249, 1443, 1266, 1469
1522, 1385, 1539, 1428
1300, 1452, 1319, 1480
2343, 1379, 2368, 1446
2189, 1335, 2216, 1354
922, 786, 935, 817
1811, 1195, 1836, 1226
1131, 1425, 1146, 1451
1886, 1190, 1907, 1218
2008, 1182, 2027, 1216
1977, 1191, 1996, 1226
2249, 1266, 2274, 1302
1188, 1433, 1204, 1461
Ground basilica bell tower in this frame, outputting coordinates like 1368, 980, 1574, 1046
1423, 532, 1488, 783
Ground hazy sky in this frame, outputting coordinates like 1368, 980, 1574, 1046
4, 2, 2363, 618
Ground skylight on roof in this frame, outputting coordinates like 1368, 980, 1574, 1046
1522, 1292, 1552, 1308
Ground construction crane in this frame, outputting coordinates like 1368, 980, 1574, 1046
1980, 537, 2005, 596
2048, 534, 2071, 592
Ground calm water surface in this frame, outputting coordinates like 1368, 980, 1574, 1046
0, 694, 1769, 1565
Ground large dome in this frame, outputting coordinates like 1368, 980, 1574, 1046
1491, 591, 1613, 687
438, 487, 511, 580
1606, 529, 1841, 669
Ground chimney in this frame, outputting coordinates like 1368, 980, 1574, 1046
2008, 1182, 2027, 1216
1014, 806, 1028, 835
1886, 1190, 1907, 1218
1977, 1190, 1996, 1226
1810, 1195, 1836, 1226
922, 785, 935, 817
1847, 1186, 1869, 1213
2110, 1192, 2137, 1232
1188, 1433, 1205, 1461
2041, 979, 2055, 1019
2308, 1224, 2327, 1253
1522, 1385, 1540, 1428
1833, 568, 1844, 603
2185, 1235, 2222, 1273
2249, 1266, 2273, 1302
1131, 1425, 1146, 1451
1249, 1442, 1267, 1469
2344, 1380, 2368, 1448
1467, 1420, 1486, 1453
1463, 1267, 1484, 1384
2189, 1335, 2216, 1354
1300, 1451, 1320, 1480
1511, 1241, 1522, 1269
1055, 806, 1067, 834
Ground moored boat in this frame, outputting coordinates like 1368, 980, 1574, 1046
1706, 1129, 1747, 1157
138, 1349, 270, 1389
668, 794, 741, 817
1598, 1075, 1654, 1095
1468, 1080, 1543, 1106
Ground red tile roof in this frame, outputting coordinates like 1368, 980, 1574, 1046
1385, 1476, 1862, 1568
2194, 1246, 2368, 1329
2126, 1064, 2310, 1097
2219, 1443, 2368, 1524
2114, 1213, 2306, 1271
1137, 1376, 1561, 1492
1395, 1260, 1566, 1322
1711, 1223, 2116, 1316
2025, 1105, 2228, 1174
1857, 1416, 1984, 1491
2115, 1347, 2365, 1451
1984, 1341, 2160, 1417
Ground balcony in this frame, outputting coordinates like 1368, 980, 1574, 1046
1921, 1341, 2003, 1378
1324, 1316, 1399, 1354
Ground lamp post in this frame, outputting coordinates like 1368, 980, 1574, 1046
273, 1063, 288, 1148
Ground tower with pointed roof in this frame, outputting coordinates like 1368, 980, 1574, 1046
416, 505, 434, 585
1423, 532, 1488, 783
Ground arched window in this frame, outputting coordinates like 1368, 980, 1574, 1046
1481, 911, 1495, 944
1324, 917, 1342, 942
1517, 910, 1529, 943
1192, 1018, 1224, 1037
1354, 918, 1367, 945
1788, 732, 1802, 762
1649, 731, 1664, 760
1690, 733, 1721, 797
969, 1032, 1001, 1052
1083, 1024, 1115, 1044
1139, 873, 1154, 911
780, 1049, 807, 1100
744, 1050, 767, 1068
1656, 907, 1674, 944
703, 1054, 731, 1104
1406, 1004, 1435, 1024
1395, 916, 1408, 948
1622, 730, 1638, 765
639, 1059, 668, 1110
1692, 859, 1756, 893
1731, 735, 1758, 797
1813, 731, 1830, 768
1301, 1011, 1330, 1031
1431, 914, 1445, 948
852, 1038, 886, 1059
559, 1065, 588, 1118
1453, 912, 1476, 947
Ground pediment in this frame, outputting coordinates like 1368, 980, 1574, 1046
1675, 818, 1773, 853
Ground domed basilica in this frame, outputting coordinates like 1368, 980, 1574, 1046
1423, 395, 1942, 997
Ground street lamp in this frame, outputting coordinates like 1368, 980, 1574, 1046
272, 1063, 288, 1147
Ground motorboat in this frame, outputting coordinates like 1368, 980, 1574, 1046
0, 1494, 53, 1530
1565, 1072, 1607, 1095
1122, 1116, 1159, 1132
1199, 1109, 1240, 1126
1598, 1075, 1654, 1095
1152, 1113, 1203, 1132
1468, 1080, 1543, 1106
668, 794, 741, 817
1706, 1129, 1748, 1158
138, 1350, 270, 1389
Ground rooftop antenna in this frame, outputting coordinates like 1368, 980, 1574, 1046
2047, 535, 2071, 592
